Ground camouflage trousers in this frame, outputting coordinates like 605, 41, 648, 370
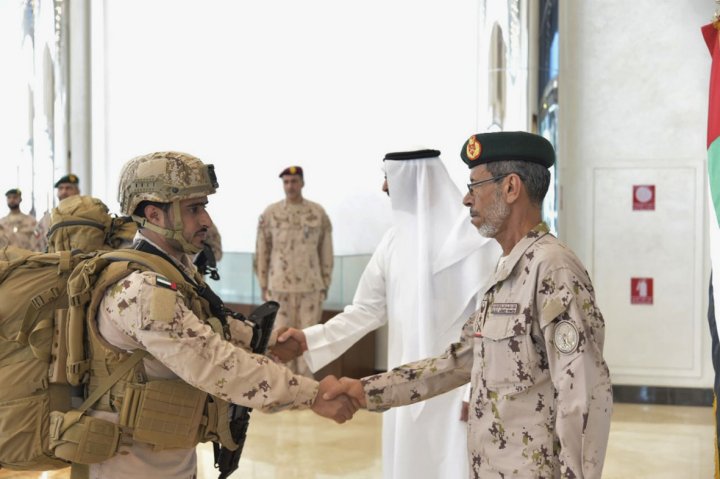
269, 290, 324, 378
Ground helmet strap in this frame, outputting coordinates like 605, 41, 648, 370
131, 200, 202, 255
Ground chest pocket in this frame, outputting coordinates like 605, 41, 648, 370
300, 215, 321, 244
480, 314, 539, 396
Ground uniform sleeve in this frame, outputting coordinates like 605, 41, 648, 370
537, 266, 613, 479
361, 319, 474, 411
303, 244, 387, 372
318, 209, 333, 291
254, 210, 271, 290
101, 271, 319, 412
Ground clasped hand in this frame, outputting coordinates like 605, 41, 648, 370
311, 375, 367, 424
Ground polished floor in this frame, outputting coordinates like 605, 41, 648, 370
0, 403, 713, 478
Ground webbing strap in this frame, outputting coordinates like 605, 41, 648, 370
213, 400, 239, 451
61, 349, 148, 435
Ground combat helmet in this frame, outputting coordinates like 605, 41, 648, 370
118, 151, 218, 254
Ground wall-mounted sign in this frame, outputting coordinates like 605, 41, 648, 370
631, 277, 653, 305
633, 185, 655, 210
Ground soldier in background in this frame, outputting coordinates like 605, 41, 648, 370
255, 166, 333, 377
0, 188, 37, 250
34, 174, 81, 251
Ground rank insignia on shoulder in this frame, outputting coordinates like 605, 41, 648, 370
156, 276, 177, 291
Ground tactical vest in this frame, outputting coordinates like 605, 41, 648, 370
53, 250, 239, 465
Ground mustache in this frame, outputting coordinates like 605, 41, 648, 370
195, 227, 209, 236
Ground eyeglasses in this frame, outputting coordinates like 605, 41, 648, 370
466, 173, 511, 193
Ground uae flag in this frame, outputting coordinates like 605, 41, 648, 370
703, 20, 720, 479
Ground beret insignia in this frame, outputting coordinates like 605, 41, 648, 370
466, 135, 482, 161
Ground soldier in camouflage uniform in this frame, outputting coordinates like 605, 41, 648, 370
328, 132, 613, 479
90, 152, 355, 478
255, 166, 333, 377
0, 189, 37, 250
33, 174, 81, 251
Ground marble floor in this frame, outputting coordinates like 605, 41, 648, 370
0, 403, 713, 478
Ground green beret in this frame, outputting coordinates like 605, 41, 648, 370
460, 132, 555, 169
54, 174, 80, 188
5, 188, 21, 196
279, 166, 303, 178
383, 149, 440, 161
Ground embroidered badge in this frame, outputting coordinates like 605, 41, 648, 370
466, 135, 482, 161
490, 303, 519, 315
554, 320, 579, 354
155, 276, 177, 291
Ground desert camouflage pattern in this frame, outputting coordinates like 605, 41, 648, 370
361, 223, 612, 479
91, 234, 318, 477
32, 211, 50, 252
118, 151, 217, 215
255, 199, 333, 293
270, 290, 325, 377
0, 211, 37, 250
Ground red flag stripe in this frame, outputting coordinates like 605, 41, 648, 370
703, 23, 720, 148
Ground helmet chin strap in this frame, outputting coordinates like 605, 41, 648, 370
131, 200, 202, 255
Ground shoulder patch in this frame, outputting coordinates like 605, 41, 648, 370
553, 320, 579, 354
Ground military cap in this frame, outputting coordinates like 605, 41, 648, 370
383, 149, 441, 161
279, 166, 303, 178
460, 132, 555, 169
5, 188, 21, 196
54, 173, 80, 188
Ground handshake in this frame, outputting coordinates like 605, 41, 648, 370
269, 327, 365, 424
311, 375, 366, 423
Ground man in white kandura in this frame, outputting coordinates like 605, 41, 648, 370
272, 149, 501, 479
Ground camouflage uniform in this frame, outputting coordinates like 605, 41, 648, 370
362, 223, 613, 479
33, 211, 51, 252
255, 199, 333, 377
91, 233, 319, 479
0, 211, 37, 250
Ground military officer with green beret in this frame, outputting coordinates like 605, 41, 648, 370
0, 188, 37, 250
326, 132, 613, 478
254, 166, 334, 377
33, 173, 81, 251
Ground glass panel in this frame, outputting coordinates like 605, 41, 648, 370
211, 253, 372, 310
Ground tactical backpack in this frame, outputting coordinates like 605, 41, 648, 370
0, 196, 141, 472
46, 195, 137, 253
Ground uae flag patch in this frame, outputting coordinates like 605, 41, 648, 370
156, 276, 177, 291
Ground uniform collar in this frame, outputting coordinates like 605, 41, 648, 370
491, 222, 550, 283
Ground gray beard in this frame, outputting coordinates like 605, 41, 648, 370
477, 194, 509, 238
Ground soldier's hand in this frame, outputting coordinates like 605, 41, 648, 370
262, 288, 270, 302
312, 375, 357, 423
322, 376, 366, 410
268, 328, 304, 362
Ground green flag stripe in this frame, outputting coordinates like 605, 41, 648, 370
710, 137, 720, 227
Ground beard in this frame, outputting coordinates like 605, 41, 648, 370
476, 190, 510, 238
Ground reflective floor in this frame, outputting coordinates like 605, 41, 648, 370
0, 403, 713, 478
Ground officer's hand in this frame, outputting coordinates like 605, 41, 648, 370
460, 401, 469, 422
322, 376, 366, 410
262, 289, 270, 302
312, 375, 357, 423
268, 328, 305, 362
278, 327, 308, 351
